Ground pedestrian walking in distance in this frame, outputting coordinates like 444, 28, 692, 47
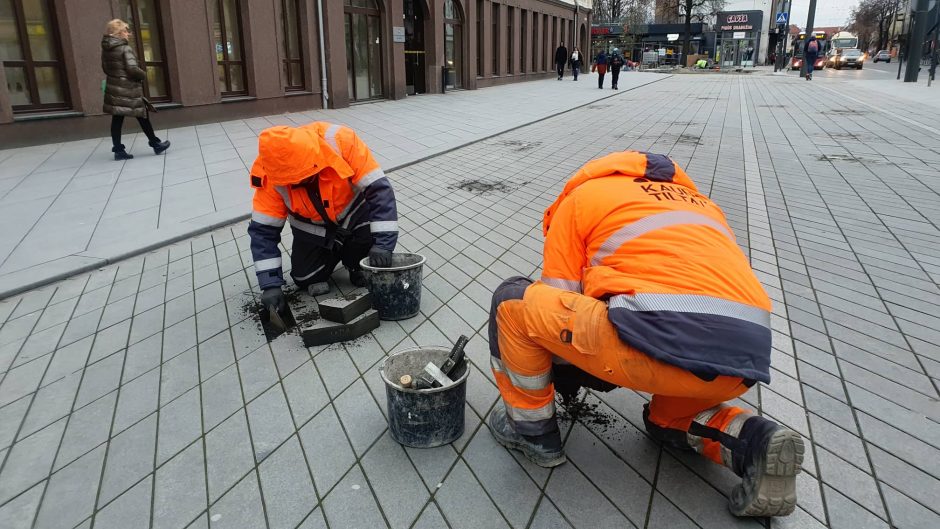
804, 36, 819, 81
555, 42, 568, 80
102, 19, 170, 161
608, 47, 625, 89
570, 47, 583, 81
486, 151, 804, 518
594, 49, 608, 89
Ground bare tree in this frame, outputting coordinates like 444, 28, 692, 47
849, 0, 903, 51
657, 0, 726, 65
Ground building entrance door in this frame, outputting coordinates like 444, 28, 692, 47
404, 0, 427, 94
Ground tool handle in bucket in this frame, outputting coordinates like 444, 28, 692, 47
440, 335, 470, 377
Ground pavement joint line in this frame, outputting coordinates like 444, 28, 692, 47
0, 76, 672, 302
815, 82, 940, 137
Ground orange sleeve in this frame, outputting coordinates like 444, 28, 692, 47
338, 128, 382, 188
540, 192, 586, 292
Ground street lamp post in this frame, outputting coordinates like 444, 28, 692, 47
905, 0, 930, 81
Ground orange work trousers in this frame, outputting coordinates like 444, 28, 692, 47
493, 281, 750, 460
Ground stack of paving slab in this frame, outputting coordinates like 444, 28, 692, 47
301, 289, 380, 346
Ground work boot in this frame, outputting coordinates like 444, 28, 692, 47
348, 268, 368, 288
307, 282, 330, 296
689, 407, 804, 517
150, 139, 171, 155
487, 407, 566, 468
112, 145, 133, 161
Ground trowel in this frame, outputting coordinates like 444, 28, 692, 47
259, 302, 296, 340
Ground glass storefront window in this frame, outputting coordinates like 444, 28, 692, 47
444, 0, 462, 88
281, 0, 304, 90
119, 0, 170, 101
344, 0, 383, 101
0, 0, 69, 112
212, 0, 248, 96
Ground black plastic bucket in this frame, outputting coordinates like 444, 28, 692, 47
380, 347, 469, 448
359, 253, 426, 320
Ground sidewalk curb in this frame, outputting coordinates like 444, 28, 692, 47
0, 75, 670, 300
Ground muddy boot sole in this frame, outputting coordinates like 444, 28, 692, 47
729, 428, 804, 517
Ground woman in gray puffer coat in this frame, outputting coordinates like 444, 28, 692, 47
102, 19, 169, 160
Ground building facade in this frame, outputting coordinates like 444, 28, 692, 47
0, 0, 591, 145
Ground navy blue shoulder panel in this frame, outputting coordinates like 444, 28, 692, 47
642, 153, 676, 182
607, 308, 772, 383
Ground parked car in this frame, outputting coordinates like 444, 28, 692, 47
873, 50, 891, 63
790, 56, 803, 70
833, 49, 864, 69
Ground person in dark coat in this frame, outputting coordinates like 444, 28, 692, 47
555, 42, 568, 80
607, 48, 625, 89
102, 19, 170, 161
569, 47, 583, 81
803, 36, 819, 81
594, 50, 608, 89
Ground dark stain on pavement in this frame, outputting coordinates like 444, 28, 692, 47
450, 179, 515, 195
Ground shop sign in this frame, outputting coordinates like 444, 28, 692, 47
591, 25, 624, 35
717, 11, 763, 32
393, 26, 405, 43
667, 33, 679, 41
733, 31, 746, 39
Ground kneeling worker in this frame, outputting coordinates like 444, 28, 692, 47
487, 151, 803, 517
248, 123, 398, 313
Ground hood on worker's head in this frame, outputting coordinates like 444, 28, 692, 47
543, 151, 698, 235
254, 125, 352, 186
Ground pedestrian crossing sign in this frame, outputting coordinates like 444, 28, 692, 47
776, 12, 789, 25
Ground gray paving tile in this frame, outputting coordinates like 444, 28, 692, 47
321, 465, 388, 529
157, 386, 202, 464
282, 360, 329, 426
160, 347, 199, 406
237, 346, 278, 401
0, 354, 51, 407
74, 351, 124, 408
258, 435, 317, 529
298, 406, 356, 494
313, 344, 359, 398
654, 453, 761, 529
435, 459, 510, 529
113, 367, 159, 433
360, 433, 430, 529
33, 444, 105, 529
462, 426, 541, 528
99, 413, 156, 504
208, 472, 266, 529
0, 395, 30, 450
19, 373, 81, 437
198, 330, 235, 382
92, 475, 152, 529
0, 480, 44, 529
333, 379, 386, 457
824, 485, 890, 529
296, 507, 327, 529
121, 332, 161, 384
529, 498, 574, 529
205, 410, 254, 503
880, 482, 940, 529
54, 390, 115, 470
152, 441, 207, 529
646, 492, 697, 529
163, 316, 197, 362
201, 364, 243, 430
0, 417, 65, 504
246, 384, 294, 462
867, 445, 939, 512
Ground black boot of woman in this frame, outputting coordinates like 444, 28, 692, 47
102, 19, 170, 161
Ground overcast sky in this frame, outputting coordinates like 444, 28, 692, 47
724, 0, 857, 28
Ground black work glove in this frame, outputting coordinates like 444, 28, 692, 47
369, 247, 393, 268
261, 287, 286, 313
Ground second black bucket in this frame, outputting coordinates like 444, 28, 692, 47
380, 347, 469, 448
359, 253, 426, 320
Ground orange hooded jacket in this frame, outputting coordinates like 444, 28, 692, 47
540, 151, 772, 382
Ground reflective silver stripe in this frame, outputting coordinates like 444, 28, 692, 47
370, 220, 398, 233
288, 216, 327, 237
355, 168, 386, 191
541, 276, 582, 293
338, 193, 363, 224
687, 406, 721, 453
609, 293, 770, 329
254, 257, 282, 272
251, 211, 286, 227
275, 186, 292, 210
590, 211, 735, 266
505, 402, 556, 422
491, 357, 552, 391
324, 124, 342, 153
293, 264, 326, 281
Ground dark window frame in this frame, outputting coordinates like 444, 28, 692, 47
3, 0, 71, 113
491, 2, 498, 76
213, 0, 248, 97
121, 0, 171, 102
344, 0, 384, 101
475, 0, 483, 77
520, 9, 526, 73
506, 5, 512, 74
281, 0, 305, 91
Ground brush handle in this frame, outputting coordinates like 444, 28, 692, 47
440, 335, 470, 377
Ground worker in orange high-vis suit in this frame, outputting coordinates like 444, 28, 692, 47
247, 123, 397, 312
487, 151, 804, 517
